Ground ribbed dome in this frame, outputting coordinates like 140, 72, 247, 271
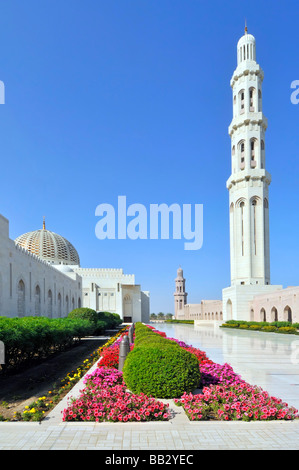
15, 222, 80, 266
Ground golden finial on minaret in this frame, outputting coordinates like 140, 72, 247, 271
245, 19, 248, 34
43, 216, 46, 230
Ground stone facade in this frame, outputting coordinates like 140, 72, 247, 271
0, 212, 150, 323
68, 267, 150, 323
0, 214, 82, 318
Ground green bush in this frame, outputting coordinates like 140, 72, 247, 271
248, 325, 261, 330
122, 323, 200, 398
165, 320, 194, 324
68, 308, 98, 324
277, 327, 298, 334
239, 324, 249, 329
0, 316, 95, 373
261, 326, 277, 332
97, 311, 122, 329
123, 345, 200, 398
135, 335, 179, 348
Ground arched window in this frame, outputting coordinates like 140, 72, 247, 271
251, 198, 260, 255
238, 200, 246, 256
47, 290, 53, 318
124, 294, 133, 322
226, 299, 233, 320
239, 89, 245, 114
271, 307, 278, 322
35, 285, 41, 316
66, 295, 69, 313
238, 140, 245, 169
260, 140, 265, 168
78, 297, 81, 309
284, 306, 292, 323
249, 87, 256, 112
57, 293, 62, 317
258, 89, 262, 112
260, 308, 266, 322
17, 280, 25, 317
250, 139, 257, 168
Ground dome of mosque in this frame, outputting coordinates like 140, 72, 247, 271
15, 219, 80, 266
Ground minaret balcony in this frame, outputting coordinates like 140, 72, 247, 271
229, 112, 267, 136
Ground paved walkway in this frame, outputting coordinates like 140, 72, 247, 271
1, 322, 299, 450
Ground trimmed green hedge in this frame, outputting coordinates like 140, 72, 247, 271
0, 316, 95, 373
221, 319, 299, 335
123, 323, 200, 398
0, 310, 123, 373
165, 320, 194, 324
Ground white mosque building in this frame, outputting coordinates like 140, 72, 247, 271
175, 27, 299, 324
0, 214, 149, 322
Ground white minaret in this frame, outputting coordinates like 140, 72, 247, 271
222, 27, 282, 321
174, 267, 188, 319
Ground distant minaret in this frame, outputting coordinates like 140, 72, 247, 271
227, 25, 271, 286
174, 267, 187, 318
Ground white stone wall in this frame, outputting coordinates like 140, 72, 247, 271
0, 215, 82, 318
179, 300, 223, 321
71, 267, 149, 323
249, 286, 299, 323
222, 284, 283, 322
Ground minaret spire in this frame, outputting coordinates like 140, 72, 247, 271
245, 19, 248, 34
222, 29, 283, 322
43, 216, 46, 230
174, 267, 187, 319
227, 31, 270, 286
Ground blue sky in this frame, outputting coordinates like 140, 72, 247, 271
0, 0, 299, 314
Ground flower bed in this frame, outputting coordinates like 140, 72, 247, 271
60, 323, 299, 423
139, 325, 299, 422
15, 326, 129, 422
62, 367, 171, 422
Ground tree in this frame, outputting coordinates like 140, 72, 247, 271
157, 312, 165, 319
150, 313, 157, 320
166, 313, 173, 320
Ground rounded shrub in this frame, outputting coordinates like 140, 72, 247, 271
122, 345, 200, 398
68, 308, 98, 324
97, 311, 122, 329
135, 335, 179, 348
